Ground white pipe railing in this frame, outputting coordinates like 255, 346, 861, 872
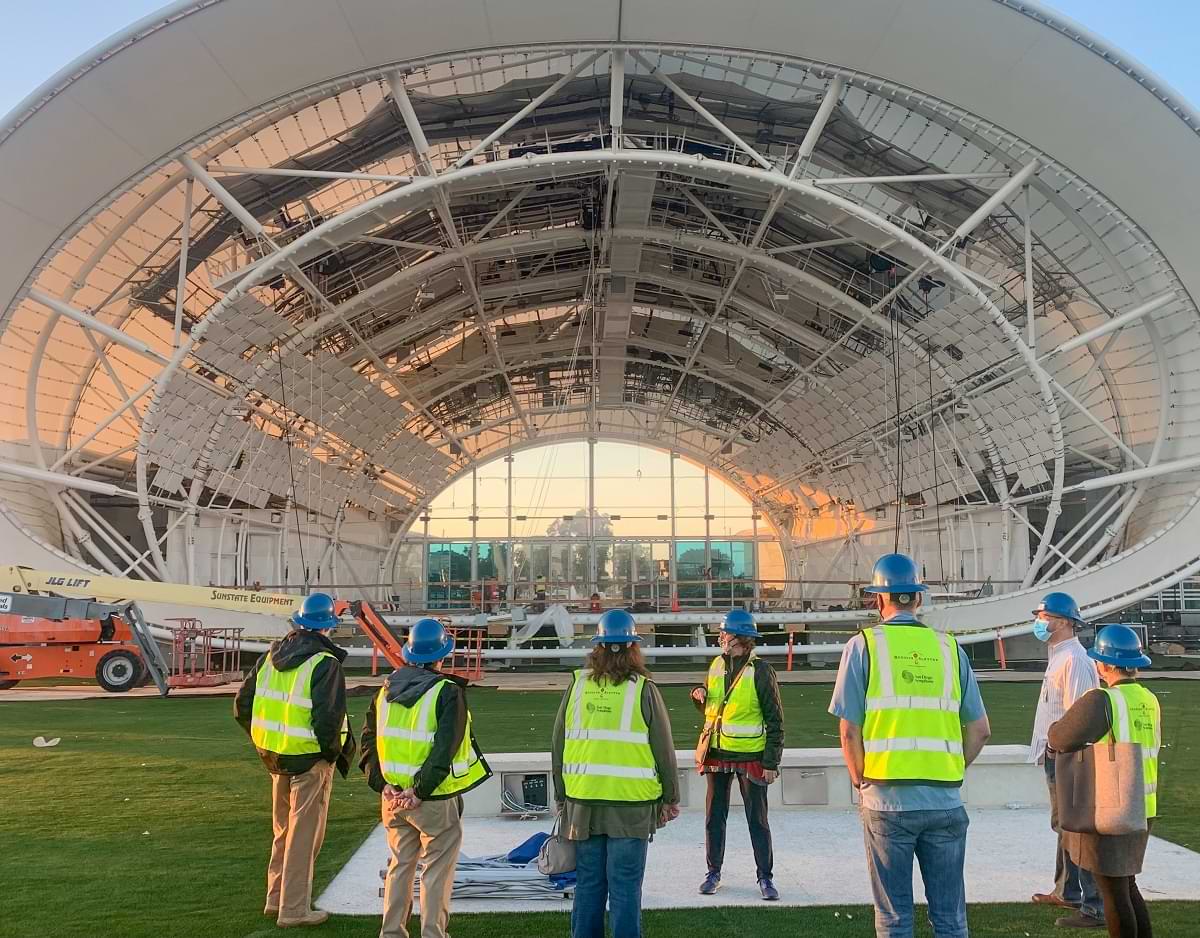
147, 614, 1033, 661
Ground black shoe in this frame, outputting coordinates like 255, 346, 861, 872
699, 872, 721, 895
759, 878, 779, 901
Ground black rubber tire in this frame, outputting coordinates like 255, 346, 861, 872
0, 680, 19, 690
96, 649, 142, 693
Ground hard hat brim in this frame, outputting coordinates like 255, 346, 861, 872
1087, 648, 1152, 669
590, 632, 642, 644
1031, 607, 1084, 622
402, 634, 456, 663
719, 624, 761, 638
292, 612, 337, 629
862, 583, 927, 594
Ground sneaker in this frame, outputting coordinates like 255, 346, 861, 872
264, 904, 280, 916
277, 910, 330, 928
699, 872, 721, 895
1054, 912, 1104, 929
758, 878, 780, 901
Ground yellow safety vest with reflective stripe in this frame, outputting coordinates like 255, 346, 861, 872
1100, 683, 1161, 818
251, 652, 345, 755
562, 670, 663, 803
704, 654, 766, 752
862, 624, 965, 783
376, 681, 489, 798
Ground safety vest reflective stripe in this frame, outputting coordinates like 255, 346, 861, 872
1109, 686, 1130, 739
867, 695, 960, 713
379, 727, 437, 742
719, 721, 764, 735
381, 761, 423, 777
382, 757, 473, 777
256, 687, 314, 708
863, 737, 965, 755
564, 729, 650, 744
251, 718, 317, 740
563, 763, 658, 779
872, 627, 896, 697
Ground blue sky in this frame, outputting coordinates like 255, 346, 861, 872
2, 1, 1199, 118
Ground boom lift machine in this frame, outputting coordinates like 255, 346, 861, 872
0, 591, 170, 694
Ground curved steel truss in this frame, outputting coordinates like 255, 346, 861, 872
2, 26, 1199, 631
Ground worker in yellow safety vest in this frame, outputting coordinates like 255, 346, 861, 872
690, 608, 784, 900
235, 591, 356, 928
553, 608, 680, 938
360, 618, 491, 938
1049, 624, 1162, 937
828, 554, 992, 938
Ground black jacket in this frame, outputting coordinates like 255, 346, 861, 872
234, 629, 357, 777
692, 652, 785, 769
359, 665, 492, 800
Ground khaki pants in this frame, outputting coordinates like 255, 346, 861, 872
380, 797, 463, 938
266, 761, 335, 920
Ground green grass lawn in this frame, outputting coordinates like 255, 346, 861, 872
1, 680, 1196, 938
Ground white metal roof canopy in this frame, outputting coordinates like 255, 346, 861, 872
0, 0, 1198, 633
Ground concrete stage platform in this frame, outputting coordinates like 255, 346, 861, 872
317, 808, 1200, 916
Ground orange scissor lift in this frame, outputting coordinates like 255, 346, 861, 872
338, 599, 485, 682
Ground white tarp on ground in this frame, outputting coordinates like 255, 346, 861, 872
318, 809, 1200, 916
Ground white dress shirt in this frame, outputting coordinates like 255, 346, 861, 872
1028, 635, 1100, 764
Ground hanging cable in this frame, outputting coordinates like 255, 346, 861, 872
924, 283, 946, 585
890, 305, 905, 554
309, 320, 317, 587
277, 351, 310, 589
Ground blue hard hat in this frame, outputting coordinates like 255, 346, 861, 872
1034, 591, 1083, 623
591, 608, 641, 644
403, 618, 455, 664
1089, 624, 1151, 669
862, 553, 927, 594
292, 592, 339, 630
720, 608, 760, 638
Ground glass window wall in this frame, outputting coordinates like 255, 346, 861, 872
403, 441, 781, 610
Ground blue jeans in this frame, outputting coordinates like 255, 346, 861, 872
1045, 758, 1104, 919
571, 835, 649, 938
862, 807, 969, 938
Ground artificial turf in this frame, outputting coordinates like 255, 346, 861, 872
1, 680, 1196, 937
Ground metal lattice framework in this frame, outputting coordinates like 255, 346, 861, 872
3, 0, 1200, 631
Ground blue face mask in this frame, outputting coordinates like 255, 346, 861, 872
1033, 618, 1053, 642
